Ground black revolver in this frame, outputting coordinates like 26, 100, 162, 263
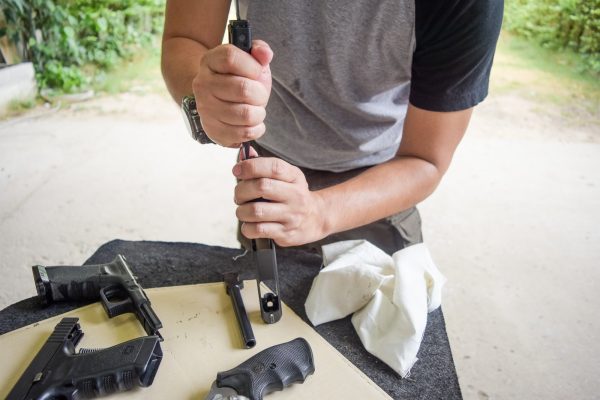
6, 317, 162, 400
32, 255, 163, 340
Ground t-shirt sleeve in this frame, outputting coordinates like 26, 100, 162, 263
409, 0, 504, 112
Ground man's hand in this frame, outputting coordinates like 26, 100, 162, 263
192, 40, 273, 147
233, 153, 328, 247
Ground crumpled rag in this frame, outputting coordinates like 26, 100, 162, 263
305, 240, 445, 377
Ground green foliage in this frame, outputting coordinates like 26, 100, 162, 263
0, 0, 165, 93
504, 0, 600, 75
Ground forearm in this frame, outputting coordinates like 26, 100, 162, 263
317, 156, 442, 236
161, 0, 231, 104
161, 38, 208, 104
233, 95, 471, 247
317, 104, 472, 238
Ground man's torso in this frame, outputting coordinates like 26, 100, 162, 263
242, 1, 416, 172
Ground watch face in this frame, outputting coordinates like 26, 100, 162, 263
181, 105, 195, 139
181, 95, 214, 144
181, 96, 204, 141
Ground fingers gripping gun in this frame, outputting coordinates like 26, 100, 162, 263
32, 255, 163, 340
6, 317, 162, 400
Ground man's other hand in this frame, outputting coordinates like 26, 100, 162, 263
233, 153, 328, 247
192, 40, 273, 147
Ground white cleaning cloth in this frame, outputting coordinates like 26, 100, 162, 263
304, 240, 445, 377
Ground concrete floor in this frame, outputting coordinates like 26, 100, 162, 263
1, 83, 599, 399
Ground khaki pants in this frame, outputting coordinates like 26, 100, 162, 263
237, 143, 423, 255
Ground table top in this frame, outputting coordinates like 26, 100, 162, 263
0, 239, 462, 400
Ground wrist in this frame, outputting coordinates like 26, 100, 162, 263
312, 189, 334, 240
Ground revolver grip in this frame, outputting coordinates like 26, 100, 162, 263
217, 338, 314, 400
33, 265, 105, 304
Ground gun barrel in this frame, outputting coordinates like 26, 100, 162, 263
224, 273, 256, 349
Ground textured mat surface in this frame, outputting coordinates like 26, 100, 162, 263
0, 240, 462, 399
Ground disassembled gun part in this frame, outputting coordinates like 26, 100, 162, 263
224, 272, 256, 349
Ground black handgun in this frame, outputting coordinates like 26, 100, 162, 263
6, 317, 162, 400
32, 255, 163, 340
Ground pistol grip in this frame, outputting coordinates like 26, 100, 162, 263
72, 336, 163, 398
33, 265, 103, 304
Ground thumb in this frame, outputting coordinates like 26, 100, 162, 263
251, 40, 272, 91
251, 40, 273, 67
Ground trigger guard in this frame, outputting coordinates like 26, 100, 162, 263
100, 285, 132, 318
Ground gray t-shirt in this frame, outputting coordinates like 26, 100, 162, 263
241, 1, 503, 172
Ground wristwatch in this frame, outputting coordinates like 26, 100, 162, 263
181, 95, 214, 144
